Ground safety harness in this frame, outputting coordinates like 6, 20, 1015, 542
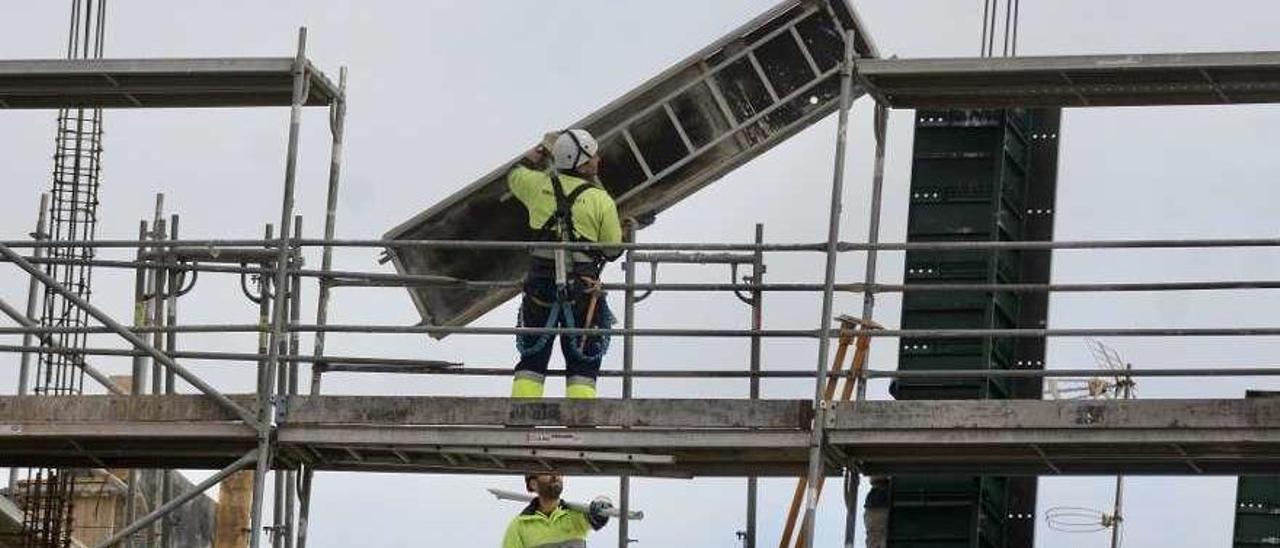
534, 172, 595, 250
517, 170, 612, 361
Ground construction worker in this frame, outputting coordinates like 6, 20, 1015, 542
508, 129, 622, 399
502, 473, 613, 548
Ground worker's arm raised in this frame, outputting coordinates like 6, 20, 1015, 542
507, 164, 547, 208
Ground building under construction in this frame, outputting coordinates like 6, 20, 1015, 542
2, 1, 1280, 547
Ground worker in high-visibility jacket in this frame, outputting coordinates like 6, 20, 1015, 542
502, 473, 612, 548
508, 129, 623, 399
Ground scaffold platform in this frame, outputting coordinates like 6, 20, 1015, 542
3, 396, 1278, 477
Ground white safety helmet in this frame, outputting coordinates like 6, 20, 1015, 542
552, 129, 599, 171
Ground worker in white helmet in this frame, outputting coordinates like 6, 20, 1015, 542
507, 129, 623, 399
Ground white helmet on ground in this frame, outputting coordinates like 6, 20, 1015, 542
552, 129, 599, 171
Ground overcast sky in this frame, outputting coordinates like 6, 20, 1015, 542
3, 1, 1280, 546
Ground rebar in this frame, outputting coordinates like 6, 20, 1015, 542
22, 2, 108, 545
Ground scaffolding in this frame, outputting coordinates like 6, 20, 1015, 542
1, 13, 1280, 548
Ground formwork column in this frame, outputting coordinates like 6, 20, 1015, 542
889, 101, 1061, 548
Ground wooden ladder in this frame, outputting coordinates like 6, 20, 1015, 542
777, 314, 880, 548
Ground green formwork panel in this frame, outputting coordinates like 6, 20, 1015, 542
904, 252, 1022, 283
1239, 476, 1280, 503
906, 186, 1025, 239
1235, 476, 1280, 546
892, 107, 1061, 548
892, 476, 1008, 502
889, 507, 977, 548
902, 291, 1020, 327
914, 131, 1002, 158
889, 477, 1010, 548
1235, 515, 1280, 547
895, 475, 983, 495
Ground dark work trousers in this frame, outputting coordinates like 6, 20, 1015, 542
513, 271, 613, 394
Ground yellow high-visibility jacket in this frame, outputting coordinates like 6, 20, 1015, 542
507, 165, 622, 262
501, 500, 595, 548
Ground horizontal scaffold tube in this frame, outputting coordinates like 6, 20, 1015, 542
3, 236, 1280, 252
2, 255, 1278, 294
4, 324, 1280, 338
0, 343, 1275, 380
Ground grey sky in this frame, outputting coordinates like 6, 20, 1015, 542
2, 1, 1280, 546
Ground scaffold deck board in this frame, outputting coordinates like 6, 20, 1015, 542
856, 51, 1280, 108
0, 58, 339, 109
2, 396, 1279, 477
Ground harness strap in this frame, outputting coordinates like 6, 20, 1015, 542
535, 177, 595, 242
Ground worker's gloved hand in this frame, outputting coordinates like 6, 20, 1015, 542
520, 133, 560, 170
521, 147, 548, 169
587, 495, 613, 530
540, 131, 560, 153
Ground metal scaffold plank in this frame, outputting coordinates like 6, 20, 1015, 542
0, 57, 340, 109
857, 50, 1280, 108
1, 396, 1279, 476
282, 395, 813, 428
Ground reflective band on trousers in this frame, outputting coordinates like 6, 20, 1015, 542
515, 370, 546, 382
566, 375, 596, 388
